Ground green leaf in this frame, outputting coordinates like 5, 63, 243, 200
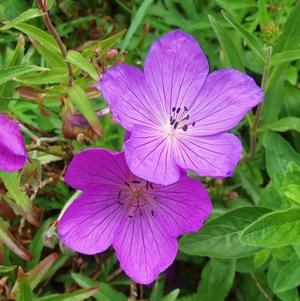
0, 8, 44, 31
71, 273, 127, 301
283, 185, 300, 204
222, 10, 265, 62
0, 265, 16, 274
121, 0, 154, 51
68, 85, 103, 136
273, 259, 300, 293
208, 15, 244, 71
14, 23, 60, 54
254, 249, 270, 268
16, 277, 33, 301
162, 289, 180, 301
34, 287, 99, 301
66, 50, 98, 81
240, 208, 300, 248
271, 50, 300, 66
264, 132, 300, 180
0, 65, 46, 85
197, 258, 235, 301
179, 207, 270, 258
264, 117, 300, 133
15, 68, 68, 84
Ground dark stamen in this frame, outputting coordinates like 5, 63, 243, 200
146, 181, 149, 190
186, 114, 190, 120
192, 121, 196, 126
150, 183, 154, 189
124, 181, 130, 187
170, 118, 176, 125
183, 125, 188, 132
172, 107, 176, 112
174, 122, 179, 129
117, 190, 121, 199
128, 215, 133, 218
184, 106, 188, 111
176, 107, 181, 114
118, 201, 123, 205
151, 210, 154, 216
131, 180, 141, 184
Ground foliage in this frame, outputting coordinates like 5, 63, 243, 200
0, 0, 300, 300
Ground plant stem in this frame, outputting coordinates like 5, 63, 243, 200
128, 281, 138, 301
36, 0, 73, 86
250, 273, 273, 301
248, 46, 272, 160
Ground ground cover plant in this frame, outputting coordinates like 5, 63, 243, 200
0, 0, 300, 300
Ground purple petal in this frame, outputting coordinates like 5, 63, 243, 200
113, 210, 178, 285
175, 133, 242, 178
58, 191, 124, 254
153, 176, 212, 237
144, 30, 209, 117
97, 65, 162, 130
64, 149, 131, 191
0, 113, 28, 172
125, 125, 180, 185
188, 69, 263, 135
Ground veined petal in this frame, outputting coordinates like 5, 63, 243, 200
152, 176, 212, 237
97, 65, 162, 130
113, 210, 178, 285
0, 114, 27, 172
125, 125, 180, 185
64, 149, 131, 191
58, 191, 124, 254
175, 133, 242, 178
144, 30, 209, 119
188, 69, 263, 135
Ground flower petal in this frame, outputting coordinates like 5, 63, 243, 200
188, 69, 263, 135
144, 30, 209, 118
0, 114, 27, 172
152, 176, 212, 237
64, 149, 131, 191
113, 210, 177, 285
125, 125, 180, 185
97, 65, 162, 130
175, 133, 242, 178
58, 190, 124, 254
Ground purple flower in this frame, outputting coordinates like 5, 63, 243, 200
97, 30, 263, 185
0, 113, 28, 172
57, 149, 212, 284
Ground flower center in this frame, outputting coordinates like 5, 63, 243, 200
117, 180, 155, 218
169, 106, 196, 132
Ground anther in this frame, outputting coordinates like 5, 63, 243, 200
172, 107, 176, 112
183, 125, 188, 132
124, 181, 130, 187
150, 183, 154, 189
176, 107, 181, 114
186, 114, 190, 120
192, 121, 196, 126
117, 190, 122, 200
151, 210, 154, 216
131, 180, 141, 184
174, 122, 179, 129
184, 106, 188, 111
128, 215, 133, 218
170, 118, 176, 125
146, 181, 149, 190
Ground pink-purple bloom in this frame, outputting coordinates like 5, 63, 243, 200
97, 30, 264, 185
0, 113, 28, 172
58, 149, 212, 284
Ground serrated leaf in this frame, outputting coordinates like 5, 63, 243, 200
240, 208, 300, 248
179, 207, 270, 258
0, 8, 44, 31
66, 50, 98, 80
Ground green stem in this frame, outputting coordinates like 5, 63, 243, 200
248, 46, 272, 161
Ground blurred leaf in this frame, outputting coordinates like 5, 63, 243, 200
0, 265, 16, 273
222, 10, 265, 62
265, 117, 300, 133
241, 208, 300, 248
34, 287, 99, 301
197, 258, 235, 301
162, 289, 180, 301
271, 50, 300, 65
0, 65, 46, 85
68, 85, 103, 136
66, 50, 98, 80
121, 0, 154, 51
0, 8, 44, 31
150, 277, 165, 301
208, 15, 244, 71
254, 249, 270, 268
273, 258, 300, 293
179, 207, 270, 258
264, 132, 300, 180
283, 185, 300, 204
16, 277, 34, 301
72, 273, 127, 301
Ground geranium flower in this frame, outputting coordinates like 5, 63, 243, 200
58, 149, 212, 284
0, 113, 28, 172
97, 30, 263, 185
